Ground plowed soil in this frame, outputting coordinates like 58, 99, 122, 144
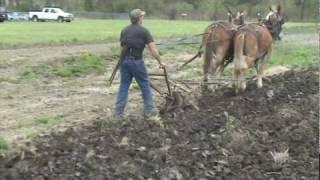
0, 67, 318, 180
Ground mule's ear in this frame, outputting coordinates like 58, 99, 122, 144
269, 7, 274, 12
241, 10, 248, 17
276, 5, 281, 13
228, 13, 232, 23
225, 5, 235, 17
257, 12, 262, 22
227, 13, 232, 23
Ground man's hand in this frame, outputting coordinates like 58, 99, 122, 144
159, 61, 166, 69
148, 42, 166, 68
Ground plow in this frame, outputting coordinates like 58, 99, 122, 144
107, 56, 204, 114
148, 67, 200, 114
148, 68, 247, 114
106, 35, 207, 114
107, 28, 241, 114
108, 55, 236, 114
108, 57, 258, 114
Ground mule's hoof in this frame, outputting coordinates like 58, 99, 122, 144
257, 83, 263, 88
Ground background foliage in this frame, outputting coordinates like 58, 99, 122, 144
0, 0, 318, 21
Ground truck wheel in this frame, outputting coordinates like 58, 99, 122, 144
32, 16, 38, 22
57, 17, 64, 22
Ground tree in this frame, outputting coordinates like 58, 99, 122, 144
112, 0, 130, 12
167, 3, 178, 20
0, 0, 317, 21
199, 0, 223, 20
183, 0, 202, 9
17, 0, 33, 11
296, 0, 306, 20
84, 0, 93, 11
176, 1, 193, 14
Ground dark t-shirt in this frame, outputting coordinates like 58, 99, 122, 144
120, 24, 154, 59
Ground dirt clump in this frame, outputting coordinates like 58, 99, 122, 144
0, 67, 318, 180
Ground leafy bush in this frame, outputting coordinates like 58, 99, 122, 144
0, 137, 9, 150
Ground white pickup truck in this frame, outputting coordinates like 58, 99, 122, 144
29, 7, 74, 22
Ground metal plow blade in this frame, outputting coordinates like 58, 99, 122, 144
160, 90, 199, 115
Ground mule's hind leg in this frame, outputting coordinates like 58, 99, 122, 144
212, 54, 223, 79
213, 44, 229, 78
203, 65, 209, 82
234, 67, 247, 94
203, 46, 214, 83
234, 69, 242, 94
240, 70, 247, 91
255, 53, 270, 88
255, 60, 264, 88
233, 55, 249, 94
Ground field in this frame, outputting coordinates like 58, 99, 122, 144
0, 19, 316, 48
0, 19, 318, 179
0, 19, 209, 48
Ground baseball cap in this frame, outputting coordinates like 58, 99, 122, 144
130, 9, 146, 19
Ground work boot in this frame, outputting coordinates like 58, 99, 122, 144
113, 113, 124, 121
144, 111, 158, 120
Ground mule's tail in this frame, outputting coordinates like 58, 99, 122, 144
234, 32, 247, 70
234, 32, 248, 94
203, 26, 217, 80
203, 28, 215, 81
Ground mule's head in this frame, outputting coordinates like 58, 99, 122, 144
265, 5, 286, 40
228, 10, 246, 26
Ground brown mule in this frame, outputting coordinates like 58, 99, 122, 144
202, 11, 246, 83
260, 5, 286, 40
233, 23, 273, 94
202, 21, 235, 82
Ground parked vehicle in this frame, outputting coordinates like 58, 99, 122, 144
0, 11, 8, 22
29, 7, 74, 22
7, 12, 28, 21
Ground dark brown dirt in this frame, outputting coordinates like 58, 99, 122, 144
0, 67, 318, 180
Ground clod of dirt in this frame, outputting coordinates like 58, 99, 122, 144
159, 167, 183, 180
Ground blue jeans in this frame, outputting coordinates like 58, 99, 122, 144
115, 56, 153, 115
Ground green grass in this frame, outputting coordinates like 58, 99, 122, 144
33, 116, 61, 126
18, 53, 106, 79
282, 22, 317, 29
268, 44, 318, 66
0, 19, 209, 48
0, 137, 9, 150
0, 20, 315, 48
131, 80, 140, 90
19, 64, 54, 80
14, 115, 61, 139
55, 53, 105, 77
0, 18, 316, 49
24, 128, 41, 138
283, 23, 317, 33
0, 77, 20, 84
17, 115, 61, 129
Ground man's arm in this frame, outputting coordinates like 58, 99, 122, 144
147, 42, 165, 67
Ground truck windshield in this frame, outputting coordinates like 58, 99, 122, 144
55, 8, 64, 13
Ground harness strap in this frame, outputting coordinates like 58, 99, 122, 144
238, 24, 270, 59
238, 24, 261, 56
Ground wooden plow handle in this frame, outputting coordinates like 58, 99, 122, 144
162, 67, 172, 96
